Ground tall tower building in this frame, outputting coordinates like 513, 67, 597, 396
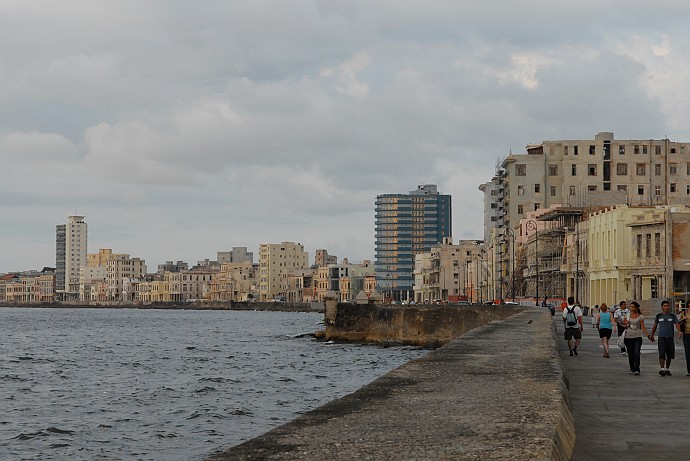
375, 184, 452, 301
55, 215, 88, 299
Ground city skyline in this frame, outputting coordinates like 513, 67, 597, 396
4, 2, 690, 271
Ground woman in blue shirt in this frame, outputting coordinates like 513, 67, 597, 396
596, 303, 614, 358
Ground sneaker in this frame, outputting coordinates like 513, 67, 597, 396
634, 371, 640, 375
665, 370, 672, 376
629, 370, 634, 374
573, 347, 578, 356
569, 350, 573, 356
659, 369, 666, 376
686, 373, 690, 376
622, 351, 627, 355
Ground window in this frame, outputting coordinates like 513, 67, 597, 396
687, 185, 690, 195
534, 184, 541, 193
550, 185, 556, 196
569, 186, 576, 195
655, 232, 661, 257
646, 234, 652, 257
564, 146, 569, 155
589, 145, 595, 155
671, 183, 677, 193
655, 164, 661, 176
573, 145, 579, 155
534, 203, 540, 211
634, 145, 640, 155
670, 163, 677, 175
617, 185, 627, 192
616, 163, 627, 175
638, 185, 644, 195
515, 164, 526, 176
548, 164, 558, 176
636, 235, 642, 257
588, 185, 597, 191
682, 146, 686, 155
655, 185, 661, 196
655, 145, 661, 155
491, 216, 497, 222
588, 164, 597, 176
517, 185, 524, 196
571, 164, 577, 176
517, 205, 524, 214
643, 145, 648, 155
636, 163, 646, 175
619, 145, 625, 155
671, 147, 677, 154
490, 203, 497, 209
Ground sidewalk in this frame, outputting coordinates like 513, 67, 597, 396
558, 317, 690, 461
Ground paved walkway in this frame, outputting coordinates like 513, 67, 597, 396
558, 317, 690, 461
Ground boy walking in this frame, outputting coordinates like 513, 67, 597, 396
650, 300, 682, 376
562, 296, 583, 356
614, 301, 630, 355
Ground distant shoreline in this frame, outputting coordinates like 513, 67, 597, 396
0, 301, 324, 313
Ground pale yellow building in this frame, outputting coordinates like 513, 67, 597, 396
106, 255, 146, 301
259, 242, 308, 301
209, 262, 257, 302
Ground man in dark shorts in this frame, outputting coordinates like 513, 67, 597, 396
562, 296, 583, 356
650, 300, 682, 376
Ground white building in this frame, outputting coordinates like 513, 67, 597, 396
56, 215, 88, 300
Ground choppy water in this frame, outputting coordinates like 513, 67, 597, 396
0, 308, 427, 461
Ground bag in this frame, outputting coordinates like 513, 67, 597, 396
617, 329, 626, 349
565, 307, 578, 327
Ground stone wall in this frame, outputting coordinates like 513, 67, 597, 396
325, 302, 523, 347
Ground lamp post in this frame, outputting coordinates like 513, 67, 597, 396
526, 219, 539, 306
465, 259, 472, 303
491, 235, 503, 302
503, 228, 516, 302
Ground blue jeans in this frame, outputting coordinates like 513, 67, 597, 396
624, 337, 642, 373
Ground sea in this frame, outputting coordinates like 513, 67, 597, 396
0, 308, 427, 461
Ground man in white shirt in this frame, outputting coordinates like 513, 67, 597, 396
562, 296, 583, 356
614, 300, 630, 355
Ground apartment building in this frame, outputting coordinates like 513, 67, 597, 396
482, 132, 690, 239
413, 238, 483, 303
79, 266, 107, 302
217, 247, 254, 265
87, 248, 128, 267
209, 261, 257, 302
314, 249, 337, 268
56, 215, 87, 300
259, 242, 308, 301
375, 184, 452, 301
106, 255, 146, 301
4, 272, 55, 303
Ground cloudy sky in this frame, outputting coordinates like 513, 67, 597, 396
2, 0, 689, 272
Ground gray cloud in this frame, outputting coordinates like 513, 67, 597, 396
2, 1, 690, 271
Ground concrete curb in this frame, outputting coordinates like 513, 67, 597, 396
208, 308, 574, 461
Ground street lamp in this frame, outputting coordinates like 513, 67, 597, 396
503, 228, 516, 302
491, 234, 503, 302
526, 219, 539, 306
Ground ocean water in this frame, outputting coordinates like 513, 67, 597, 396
0, 308, 427, 461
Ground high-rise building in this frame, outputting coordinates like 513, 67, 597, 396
55, 215, 88, 300
375, 184, 452, 301
258, 242, 308, 301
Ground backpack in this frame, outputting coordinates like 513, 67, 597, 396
565, 307, 578, 327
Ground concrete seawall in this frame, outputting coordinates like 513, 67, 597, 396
325, 303, 523, 347
208, 308, 574, 461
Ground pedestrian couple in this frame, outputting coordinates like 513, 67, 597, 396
595, 301, 648, 371
611, 300, 681, 376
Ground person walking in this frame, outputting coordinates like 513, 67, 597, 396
596, 303, 614, 358
591, 304, 599, 328
614, 300, 630, 355
679, 305, 690, 376
562, 296, 583, 356
650, 300, 682, 376
623, 301, 652, 375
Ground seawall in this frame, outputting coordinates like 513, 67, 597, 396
325, 302, 523, 347
208, 307, 574, 461
0, 301, 323, 313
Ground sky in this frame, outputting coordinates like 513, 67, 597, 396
2, 0, 690, 272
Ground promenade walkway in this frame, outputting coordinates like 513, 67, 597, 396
558, 316, 690, 460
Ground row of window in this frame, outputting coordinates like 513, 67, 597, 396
560, 145, 685, 156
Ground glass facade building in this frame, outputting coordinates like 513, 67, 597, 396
375, 184, 452, 300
